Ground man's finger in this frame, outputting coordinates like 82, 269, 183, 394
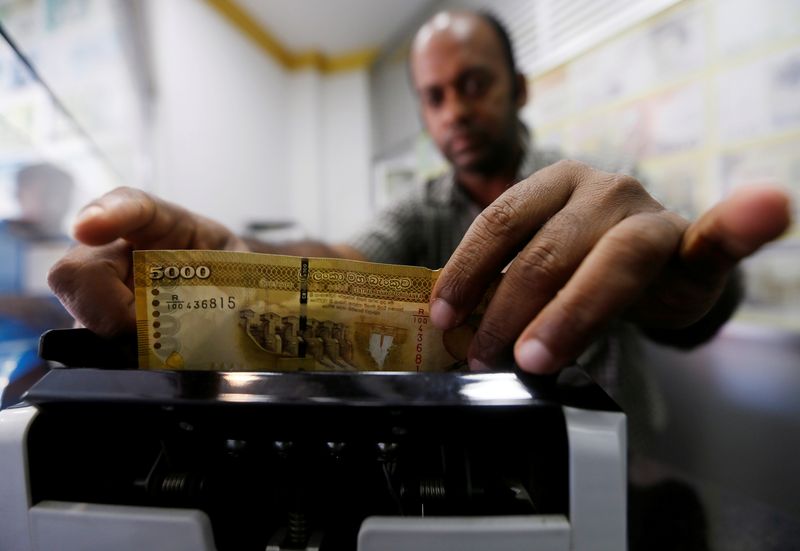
47, 240, 137, 337
466, 171, 665, 369
681, 185, 792, 276
513, 211, 684, 373
430, 160, 581, 329
73, 186, 200, 249
466, 206, 623, 370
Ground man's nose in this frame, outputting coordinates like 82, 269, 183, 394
441, 89, 471, 126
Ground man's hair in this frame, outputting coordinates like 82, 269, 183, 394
410, 10, 521, 99
477, 11, 520, 97
15, 162, 74, 199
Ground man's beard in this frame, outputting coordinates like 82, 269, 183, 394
450, 138, 514, 175
446, 115, 520, 177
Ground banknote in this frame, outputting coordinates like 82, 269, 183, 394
134, 250, 482, 372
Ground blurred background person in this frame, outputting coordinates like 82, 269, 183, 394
0, 162, 74, 292
0, 163, 75, 407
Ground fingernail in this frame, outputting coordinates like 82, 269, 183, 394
75, 205, 104, 225
468, 357, 491, 372
430, 298, 458, 329
516, 339, 556, 373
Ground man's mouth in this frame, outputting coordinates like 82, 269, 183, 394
450, 133, 481, 153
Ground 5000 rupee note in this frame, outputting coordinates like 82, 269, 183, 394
134, 250, 483, 372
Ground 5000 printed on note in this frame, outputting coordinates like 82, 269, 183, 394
134, 250, 479, 372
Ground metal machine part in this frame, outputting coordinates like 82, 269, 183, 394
0, 329, 626, 551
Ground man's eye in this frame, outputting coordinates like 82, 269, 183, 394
461, 75, 488, 98
424, 89, 443, 108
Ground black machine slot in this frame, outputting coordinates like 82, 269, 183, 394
23, 330, 619, 550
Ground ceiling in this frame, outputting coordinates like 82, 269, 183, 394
233, 0, 436, 56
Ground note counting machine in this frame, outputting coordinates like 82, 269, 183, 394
0, 329, 626, 550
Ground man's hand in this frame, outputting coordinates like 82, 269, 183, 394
429, 160, 792, 373
48, 187, 247, 337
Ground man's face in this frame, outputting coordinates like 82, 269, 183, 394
410, 13, 523, 175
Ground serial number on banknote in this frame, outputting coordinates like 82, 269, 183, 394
160, 293, 237, 311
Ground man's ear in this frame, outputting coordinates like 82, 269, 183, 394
514, 73, 528, 108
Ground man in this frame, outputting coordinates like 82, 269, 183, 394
48, 11, 791, 379
1, 163, 74, 293
1, 163, 74, 407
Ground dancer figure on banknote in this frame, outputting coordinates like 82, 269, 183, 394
48, 11, 791, 383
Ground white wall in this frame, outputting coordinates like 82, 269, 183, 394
147, 0, 373, 241
370, 54, 421, 162
288, 69, 373, 242
320, 70, 372, 242
287, 69, 324, 238
148, 0, 291, 234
